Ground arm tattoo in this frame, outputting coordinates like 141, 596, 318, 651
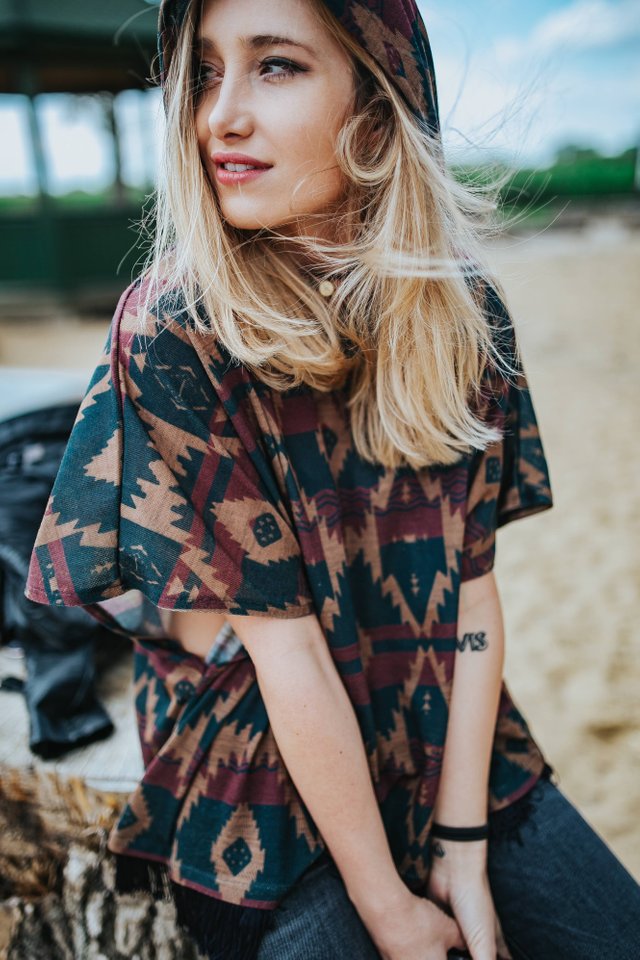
455, 631, 488, 652
431, 839, 446, 858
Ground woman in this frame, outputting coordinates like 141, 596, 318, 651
24, 0, 640, 958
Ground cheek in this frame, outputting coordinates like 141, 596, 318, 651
308, 76, 353, 165
194, 105, 218, 187
195, 104, 209, 152
282, 92, 347, 172
307, 93, 351, 197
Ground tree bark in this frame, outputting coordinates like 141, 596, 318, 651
0, 766, 200, 960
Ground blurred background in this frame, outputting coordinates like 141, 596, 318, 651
0, 0, 638, 949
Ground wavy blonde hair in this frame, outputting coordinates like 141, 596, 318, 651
140, 0, 521, 470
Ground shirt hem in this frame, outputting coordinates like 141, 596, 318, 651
497, 499, 553, 529
24, 581, 316, 620
109, 845, 306, 908
24, 582, 126, 606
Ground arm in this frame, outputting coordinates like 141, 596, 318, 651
169, 610, 470, 957
426, 572, 515, 960
433, 569, 505, 825
224, 611, 409, 915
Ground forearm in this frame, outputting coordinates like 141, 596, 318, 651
241, 618, 408, 913
433, 571, 505, 824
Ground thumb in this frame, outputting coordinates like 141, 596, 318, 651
451, 886, 498, 960
442, 912, 468, 953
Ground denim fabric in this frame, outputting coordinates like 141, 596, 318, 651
256, 852, 379, 960
486, 777, 640, 960
256, 777, 640, 960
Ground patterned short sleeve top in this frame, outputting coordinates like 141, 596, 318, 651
25, 275, 554, 909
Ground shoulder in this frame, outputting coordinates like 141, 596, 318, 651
466, 273, 518, 359
107, 276, 246, 434
111, 274, 191, 349
110, 273, 225, 377
461, 274, 521, 430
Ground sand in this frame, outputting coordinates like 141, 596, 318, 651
1, 218, 639, 880
487, 221, 640, 880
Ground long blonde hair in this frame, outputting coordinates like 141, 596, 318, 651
140, 0, 521, 470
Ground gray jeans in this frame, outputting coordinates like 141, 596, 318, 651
256, 777, 640, 960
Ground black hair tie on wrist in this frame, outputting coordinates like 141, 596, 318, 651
430, 820, 489, 841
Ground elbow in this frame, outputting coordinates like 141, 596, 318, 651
225, 611, 327, 672
457, 570, 506, 668
459, 569, 498, 616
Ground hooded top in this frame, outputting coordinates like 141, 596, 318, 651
157, 0, 441, 139
24, 3, 555, 959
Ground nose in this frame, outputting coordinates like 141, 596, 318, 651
205, 68, 254, 141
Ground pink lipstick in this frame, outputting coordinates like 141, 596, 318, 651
212, 152, 272, 186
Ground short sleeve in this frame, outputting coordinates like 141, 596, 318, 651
24, 280, 315, 623
460, 283, 554, 582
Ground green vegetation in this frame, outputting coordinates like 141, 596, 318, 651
502, 146, 637, 201
452, 145, 637, 198
0, 186, 149, 214
452, 145, 638, 231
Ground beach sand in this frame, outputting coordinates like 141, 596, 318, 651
487, 221, 640, 880
1, 219, 638, 880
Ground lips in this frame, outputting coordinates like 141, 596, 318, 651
220, 162, 263, 172
213, 160, 272, 186
211, 153, 272, 170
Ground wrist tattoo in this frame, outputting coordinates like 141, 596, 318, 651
455, 631, 488, 652
431, 840, 446, 858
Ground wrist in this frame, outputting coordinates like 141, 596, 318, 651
346, 871, 412, 918
431, 820, 488, 841
430, 834, 487, 871
432, 793, 488, 826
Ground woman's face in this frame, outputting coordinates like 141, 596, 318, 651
194, 0, 356, 235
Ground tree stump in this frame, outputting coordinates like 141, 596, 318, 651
0, 636, 203, 960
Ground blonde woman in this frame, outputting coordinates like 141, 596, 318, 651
25, 1, 640, 958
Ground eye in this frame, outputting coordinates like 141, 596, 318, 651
192, 55, 306, 98
194, 61, 221, 94
259, 57, 306, 81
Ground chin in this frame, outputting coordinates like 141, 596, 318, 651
218, 203, 283, 232
224, 214, 312, 235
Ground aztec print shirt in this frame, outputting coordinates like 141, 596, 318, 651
25, 276, 554, 909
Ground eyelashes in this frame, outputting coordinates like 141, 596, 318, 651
259, 57, 307, 80
194, 57, 307, 94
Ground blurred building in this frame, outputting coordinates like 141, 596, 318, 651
0, 0, 159, 304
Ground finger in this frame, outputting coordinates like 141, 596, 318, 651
453, 892, 497, 960
442, 912, 468, 953
426, 899, 468, 953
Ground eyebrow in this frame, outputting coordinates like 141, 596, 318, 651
195, 34, 316, 59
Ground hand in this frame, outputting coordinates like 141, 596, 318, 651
426, 838, 513, 960
355, 885, 469, 960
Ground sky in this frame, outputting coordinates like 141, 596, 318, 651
0, 0, 638, 195
424, 0, 640, 165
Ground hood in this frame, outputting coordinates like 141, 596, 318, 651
156, 0, 440, 139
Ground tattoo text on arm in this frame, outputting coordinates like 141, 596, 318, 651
455, 631, 488, 652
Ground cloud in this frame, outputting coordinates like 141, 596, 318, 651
430, 0, 640, 166
496, 0, 640, 66
533, 0, 640, 53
